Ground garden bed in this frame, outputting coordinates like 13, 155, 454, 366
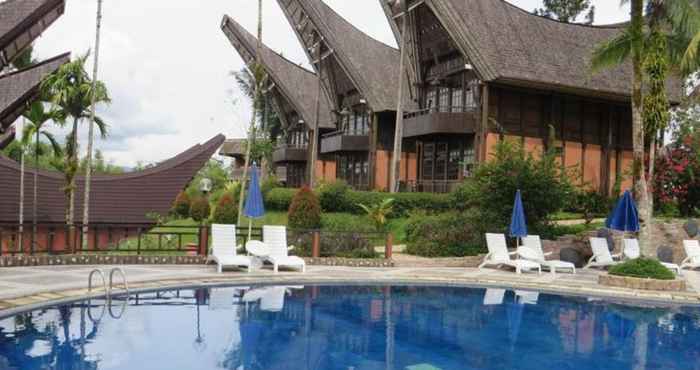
599, 274, 687, 291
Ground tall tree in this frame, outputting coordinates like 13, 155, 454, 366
22, 101, 63, 252
591, 0, 677, 256
389, 0, 409, 193
237, 0, 267, 224
41, 54, 110, 250
10, 46, 36, 251
82, 0, 105, 249
534, 0, 596, 24
667, 0, 700, 76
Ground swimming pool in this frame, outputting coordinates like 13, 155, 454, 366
0, 285, 698, 370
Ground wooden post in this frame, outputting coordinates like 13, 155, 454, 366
198, 226, 209, 256
312, 231, 321, 258
385, 233, 393, 259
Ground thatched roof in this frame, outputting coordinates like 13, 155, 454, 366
278, 0, 412, 112
221, 15, 333, 130
0, 135, 225, 224
0, 0, 65, 68
387, 0, 682, 102
0, 52, 69, 131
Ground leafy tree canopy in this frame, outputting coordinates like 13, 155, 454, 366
534, 0, 595, 24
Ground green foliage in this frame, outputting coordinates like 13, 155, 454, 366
185, 160, 230, 199
318, 180, 351, 212
189, 196, 211, 223
358, 198, 394, 232
609, 258, 676, 280
265, 188, 297, 211
534, 0, 595, 24
345, 191, 451, 217
212, 193, 238, 225
321, 213, 374, 233
260, 175, 281, 197
405, 211, 486, 257
643, 26, 671, 137
172, 191, 191, 219
572, 189, 610, 224
289, 230, 377, 259
458, 141, 574, 235
288, 187, 322, 230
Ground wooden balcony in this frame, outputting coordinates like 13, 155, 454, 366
272, 145, 308, 163
403, 109, 477, 138
320, 132, 370, 154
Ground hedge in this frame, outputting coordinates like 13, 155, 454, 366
264, 187, 452, 216
609, 258, 676, 280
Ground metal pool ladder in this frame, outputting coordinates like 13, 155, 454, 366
88, 267, 130, 297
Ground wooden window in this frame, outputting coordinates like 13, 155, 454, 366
436, 143, 448, 180
563, 100, 582, 141
422, 143, 435, 180
439, 88, 450, 112
452, 88, 463, 113
447, 145, 462, 180
426, 89, 437, 111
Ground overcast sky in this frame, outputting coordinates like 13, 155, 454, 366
26, 0, 629, 167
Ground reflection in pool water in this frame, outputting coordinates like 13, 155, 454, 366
0, 285, 699, 370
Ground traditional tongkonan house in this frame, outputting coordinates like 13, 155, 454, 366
0, 0, 67, 149
277, 0, 414, 191
221, 15, 334, 188
381, 0, 681, 194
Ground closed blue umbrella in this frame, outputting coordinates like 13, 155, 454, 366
606, 190, 639, 232
510, 190, 528, 241
244, 164, 265, 239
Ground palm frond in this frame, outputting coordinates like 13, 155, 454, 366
40, 131, 63, 156
591, 29, 634, 72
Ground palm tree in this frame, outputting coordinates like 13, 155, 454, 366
591, 0, 660, 255
41, 54, 110, 250
22, 101, 63, 252
668, 0, 700, 76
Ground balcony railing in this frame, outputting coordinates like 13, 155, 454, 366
273, 144, 308, 163
320, 130, 370, 154
402, 106, 477, 138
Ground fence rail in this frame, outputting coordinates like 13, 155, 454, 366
0, 223, 393, 259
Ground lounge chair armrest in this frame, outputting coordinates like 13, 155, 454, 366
587, 254, 598, 265
482, 252, 493, 262
681, 256, 692, 265
543, 251, 553, 257
508, 251, 518, 256
611, 253, 623, 260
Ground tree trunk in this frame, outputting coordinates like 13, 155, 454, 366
67, 118, 78, 252
309, 37, 323, 189
18, 145, 25, 252
82, 0, 104, 251
32, 128, 39, 253
630, 0, 652, 256
389, 4, 409, 194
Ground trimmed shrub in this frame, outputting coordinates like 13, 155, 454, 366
190, 196, 211, 223
212, 193, 238, 224
345, 191, 451, 217
172, 191, 191, 218
289, 230, 377, 259
609, 258, 676, 280
405, 210, 487, 257
288, 187, 322, 230
318, 180, 351, 212
261, 176, 282, 197
265, 188, 296, 211
322, 213, 374, 233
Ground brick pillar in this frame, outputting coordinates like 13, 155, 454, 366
199, 225, 209, 256
385, 233, 393, 259
312, 231, 321, 258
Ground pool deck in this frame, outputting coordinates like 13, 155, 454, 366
0, 264, 699, 316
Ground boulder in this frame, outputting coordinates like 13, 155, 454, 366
657, 246, 675, 263
684, 220, 699, 238
560, 247, 584, 268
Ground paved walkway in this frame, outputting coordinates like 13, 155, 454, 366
1, 264, 699, 316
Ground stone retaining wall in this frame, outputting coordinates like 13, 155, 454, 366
599, 273, 687, 291
0, 255, 394, 268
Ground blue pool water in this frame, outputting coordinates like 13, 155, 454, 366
0, 285, 699, 370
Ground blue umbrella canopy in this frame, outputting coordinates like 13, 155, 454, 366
244, 165, 265, 219
509, 190, 528, 238
606, 190, 640, 232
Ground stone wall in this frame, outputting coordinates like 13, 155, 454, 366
0, 254, 394, 268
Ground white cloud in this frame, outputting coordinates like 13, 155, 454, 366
29, 0, 628, 167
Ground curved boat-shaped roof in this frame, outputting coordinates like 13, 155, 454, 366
221, 15, 333, 130
0, 52, 69, 131
278, 0, 410, 112
387, 0, 682, 101
0, 0, 65, 68
0, 134, 225, 224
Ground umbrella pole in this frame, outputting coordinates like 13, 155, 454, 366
248, 219, 253, 241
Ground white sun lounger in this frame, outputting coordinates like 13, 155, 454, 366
584, 237, 620, 270
479, 234, 541, 274
261, 226, 306, 273
622, 239, 682, 275
483, 288, 506, 305
207, 224, 252, 273
682, 240, 700, 271
515, 290, 539, 305
519, 235, 576, 276
208, 287, 241, 310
